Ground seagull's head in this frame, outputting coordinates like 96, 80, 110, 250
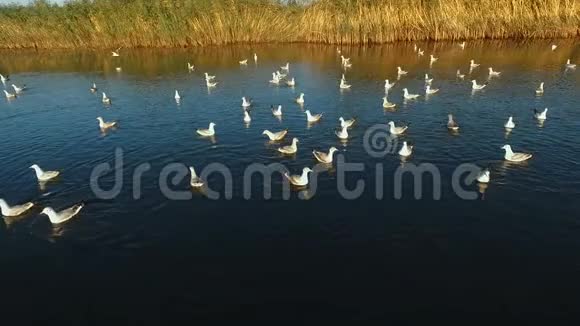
29, 164, 38, 169
262, 130, 268, 135
96, 117, 103, 122
40, 207, 51, 215
501, 145, 511, 150
304, 110, 310, 115
339, 117, 344, 122
388, 121, 395, 127
303, 167, 313, 174
329, 147, 338, 154
292, 138, 299, 144
209, 122, 216, 128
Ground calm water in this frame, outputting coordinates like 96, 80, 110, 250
2, 41, 580, 322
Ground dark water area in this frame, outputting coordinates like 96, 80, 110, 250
1, 41, 580, 322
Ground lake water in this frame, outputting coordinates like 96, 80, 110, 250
1, 41, 580, 322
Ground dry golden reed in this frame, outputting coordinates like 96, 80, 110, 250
0, 0, 578, 49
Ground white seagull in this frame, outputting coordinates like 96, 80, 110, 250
254, 53, 258, 63
90, 83, 98, 92
505, 116, 516, 129
536, 82, 544, 95
384, 79, 395, 90
398, 141, 413, 157
239, 59, 248, 65
281, 62, 289, 71
339, 117, 356, 128
470, 59, 480, 69
388, 121, 409, 135
488, 67, 502, 77
447, 114, 459, 131
286, 78, 296, 87
296, 93, 305, 105
456, 69, 465, 79
305, 110, 323, 123
196, 122, 216, 137
29, 164, 60, 182
111, 47, 121, 56
403, 88, 420, 100
534, 108, 548, 121
501, 145, 533, 162
0, 199, 34, 217
4, 90, 16, 99
262, 129, 288, 141
459, 41, 466, 50
425, 85, 439, 95
425, 74, 433, 84
204, 72, 216, 81
278, 138, 299, 155
241, 97, 252, 108
471, 80, 486, 90
382, 96, 396, 109
187, 62, 195, 72
335, 126, 349, 140
551, 44, 557, 51
284, 167, 313, 187
12, 84, 26, 94
565, 59, 576, 69
102, 92, 111, 104
97, 116, 117, 130
313, 147, 338, 164
174, 90, 181, 101
476, 168, 490, 183
41, 203, 84, 225
430, 54, 438, 65
189, 166, 204, 187
272, 105, 283, 117
340, 79, 351, 89
397, 66, 408, 76
270, 72, 281, 84
243, 110, 251, 123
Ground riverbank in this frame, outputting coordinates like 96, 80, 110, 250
0, 0, 578, 49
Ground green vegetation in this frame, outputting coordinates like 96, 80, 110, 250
0, 0, 578, 49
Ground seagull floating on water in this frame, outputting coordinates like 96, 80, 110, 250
97, 116, 118, 130
286, 78, 296, 87
305, 110, 323, 123
239, 59, 248, 65
447, 114, 459, 131
488, 67, 501, 77
115, 67, 122, 72
272, 105, 282, 116
471, 80, 486, 90
241, 97, 252, 108
206, 80, 218, 87
430, 54, 438, 65
243, 110, 252, 123
470, 59, 480, 69
425, 74, 433, 84
281, 63, 289, 71
101, 92, 111, 104
90, 83, 97, 92
388, 121, 409, 135
12, 84, 26, 94
41, 203, 84, 225
111, 47, 121, 57
189, 166, 204, 187
382, 96, 396, 109
551, 44, 558, 51
384, 79, 395, 91
4, 90, 16, 99
535, 82, 544, 95
174, 90, 181, 101
205, 72, 216, 81
339, 117, 356, 128
278, 138, 299, 155
501, 145, 532, 162
296, 93, 305, 105
534, 108, 548, 121
187, 62, 195, 72
0, 199, 34, 217
254, 53, 258, 63
417, 49, 424, 56
339, 79, 351, 89
0, 74, 8, 84
403, 88, 420, 100
459, 41, 466, 50
284, 167, 312, 187
313, 147, 338, 164
335, 125, 349, 140
197, 123, 216, 137
398, 141, 413, 157
425, 85, 439, 95
565, 59, 576, 69
269, 73, 281, 84
397, 66, 408, 76
262, 129, 288, 141
505, 116, 516, 129
456, 69, 465, 79
476, 168, 490, 183
30, 164, 60, 182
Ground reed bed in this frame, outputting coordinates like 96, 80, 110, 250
0, 0, 578, 49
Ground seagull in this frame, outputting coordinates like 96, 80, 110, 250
296, 93, 305, 105
189, 166, 204, 187
0, 199, 34, 217
488, 67, 501, 77
470, 59, 480, 69
97, 116, 118, 130
425, 74, 433, 84
0, 74, 8, 84
286, 78, 296, 87
4, 90, 16, 99
476, 168, 490, 183
90, 83, 98, 93
340, 56, 351, 66
174, 90, 181, 102
239, 59, 248, 65
430, 54, 438, 65
29, 164, 60, 182
551, 44, 558, 51
382, 96, 396, 109
111, 47, 121, 56
102, 92, 111, 104
281, 62, 289, 71
339, 79, 351, 89
565, 59, 576, 69
343, 61, 352, 68
341, 74, 346, 82
536, 82, 544, 95
425, 85, 439, 95
403, 88, 420, 100
275, 70, 287, 79
115, 67, 122, 72
278, 138, 299, 155
41, 203, 84, 225
284, 167, 313, 187
534, 108, 548, 121
243, 110, 251, 123
254, 53, 258, 63
398, 141, 413, 157
204, 72, 216, 81
262, 129, 288, 141
456, 69, 465, 79
12, 84, 26, 94
471, 80, 486, 90
384, 79, 395, 90
447, 114, 459, 131
413, 44, 418, 52
269, 73, 281, 84
388, 121, 409, 135
241, 97, 252, 108
272, 105, 282, 116
504, 116, 516, 129
417, 49, 424, 56
459, 41, 466, 50
197, 123, 216, 137
206, 80, 218, 88
339, 117, 356, 128
313, 147, 338, 164
187, 62, 195, 72
397, 66, 408, 76
305, 110, 322, 123
335, 125, 349, 140
501, 145, 532, 162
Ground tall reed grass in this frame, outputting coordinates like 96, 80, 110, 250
0, 0, 578, 49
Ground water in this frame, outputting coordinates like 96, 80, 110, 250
1, 41, 580, 322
